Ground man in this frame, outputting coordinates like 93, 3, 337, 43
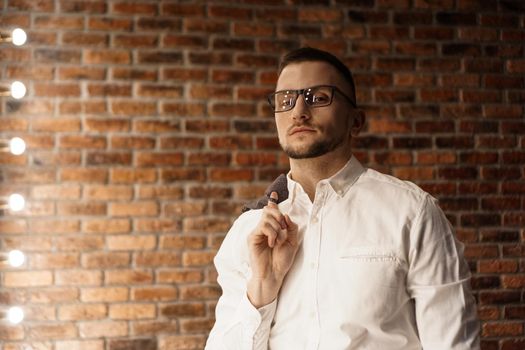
206, 47, 480, 349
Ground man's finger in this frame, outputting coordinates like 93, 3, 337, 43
268, 191, 279, 206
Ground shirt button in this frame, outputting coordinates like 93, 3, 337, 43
309, 312, 316, 318
310, 262, 316, 269
311, 217, 318, 224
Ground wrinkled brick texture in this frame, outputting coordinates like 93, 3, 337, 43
0, 0, 524, 349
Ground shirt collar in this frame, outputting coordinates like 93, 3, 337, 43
286, 155, 366, 204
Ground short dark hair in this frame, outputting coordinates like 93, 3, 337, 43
278, 47, 357, 106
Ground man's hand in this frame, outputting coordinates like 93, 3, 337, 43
247, 191, 300, 308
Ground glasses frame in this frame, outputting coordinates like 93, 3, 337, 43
267, 84, 357, 113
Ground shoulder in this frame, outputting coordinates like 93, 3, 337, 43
353, 168, 435, 221
361, 168, 427, 195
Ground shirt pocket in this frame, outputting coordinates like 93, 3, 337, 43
338, 246, 404, 289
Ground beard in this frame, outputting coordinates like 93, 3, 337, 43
281, 132, 346, 159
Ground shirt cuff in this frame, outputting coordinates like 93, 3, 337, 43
234, 292, 277, 336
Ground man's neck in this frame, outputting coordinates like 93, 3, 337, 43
289, 149, 353, 202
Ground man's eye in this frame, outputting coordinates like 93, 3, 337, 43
312, 94, 329, 103
280, 97, 294, 107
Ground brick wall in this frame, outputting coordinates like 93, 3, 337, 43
0, 0, 523, 349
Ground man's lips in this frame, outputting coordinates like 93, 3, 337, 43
289, 126, 316, 135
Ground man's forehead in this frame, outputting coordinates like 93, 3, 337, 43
276, 61, 348, 91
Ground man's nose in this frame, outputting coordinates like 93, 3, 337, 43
290, 94, 311, 121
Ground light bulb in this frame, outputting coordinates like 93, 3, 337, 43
12, 28, 27, 46
8, 193, 25, 212
8, 250, 25, 267
10, 81, 26, 99
7, 306, 24, 324
9, 137, 26, 155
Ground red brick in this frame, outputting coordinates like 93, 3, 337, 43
138, 185, 184, 200
162, 3, 204, 16
210, 136, 253, 150
106, 234, 156, 250
160, 136, 204, 149
58, 304, 107, 321
81, 287, 128, 302
479, 260, 518, 273
134, 252, 182, 267
34, 15, 83, 29
132, 320, 179, 336
132, 286, 178, 301
88, 17, 132, 31
56, 340, 104, 350
78, 321, 128, 338
85, 50, 131, 64
183, 19, 229, 34
88, 83, 132, 97
501, 275, 525, 289
182, 251, 215, 267
134, 120, 180, 132
186, 120, 230, 133
105, 269, 153, 285
111, 169, 157, 184
82, 252, 130, 268
112, 67, 157, 80
111, 2, 158, 15
159, 236, 206, 250
61, 168, 108, 183
59, 66, 106, 80
34, 83, 81, 97
109, 303, 155, 320
138, 84, 183, 98
55, 236, 104, 251
137, 51, 183, 64
136, 219, 181, 233
157, 269, 203, 284
29, 253, 79, 269
7, 66, 54, 80
183, 217, 232, 233
111, 136, 155, 149
161, 303, 205, 318
28, 287, 78, 304
158, 335, 206, 350
0, 219, 27, 234
4, 271, 53, 287
482, 322, 523, 337
163, 34, 207, 48
83, 219, 131, 234
62, 32, 108, 46
28, 323, 77, 340
136, 152, 184, 167
60, 1, 107, 13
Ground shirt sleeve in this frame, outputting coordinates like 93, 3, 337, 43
205, 215, 277, 350
407, 195, 480, 350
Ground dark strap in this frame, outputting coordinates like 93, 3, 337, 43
241, 174, 289, 212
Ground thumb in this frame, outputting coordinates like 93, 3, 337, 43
267, 191, 279, 208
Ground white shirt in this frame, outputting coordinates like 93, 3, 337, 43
206, 156, 480, 350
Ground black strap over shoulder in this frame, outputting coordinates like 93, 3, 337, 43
241, 174, 289, 213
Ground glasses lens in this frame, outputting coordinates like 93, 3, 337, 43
304, 86, 333, 107
272, 91, 297, 112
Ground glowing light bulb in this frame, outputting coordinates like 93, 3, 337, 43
7, 307, 24, 324
8, 193, 25, 212
12, 28, 27, 46
8, 250, 25, 267
10, 81, 26, 99
9, 137, 25, 155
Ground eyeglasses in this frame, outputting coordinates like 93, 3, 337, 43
267, 85, 357, 113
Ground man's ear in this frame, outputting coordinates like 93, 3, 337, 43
350, 110, 366, 137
